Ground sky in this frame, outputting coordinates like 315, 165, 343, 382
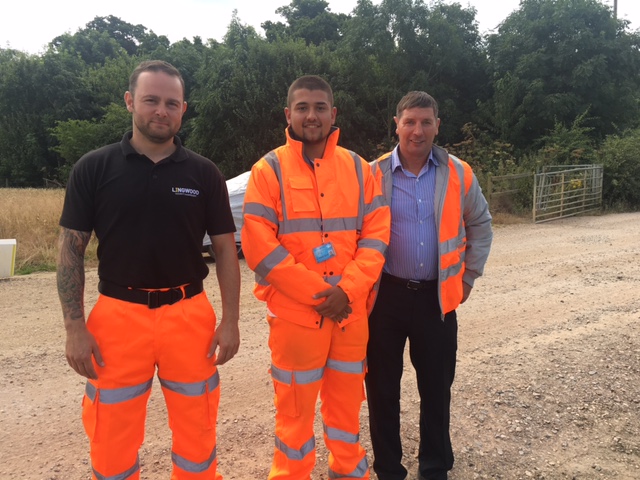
2, 0, 638, 55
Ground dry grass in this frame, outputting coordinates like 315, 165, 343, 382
0, 188, 98, 273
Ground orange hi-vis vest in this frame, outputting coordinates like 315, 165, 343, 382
371, 145, 492, 315
242, 127, 390, 328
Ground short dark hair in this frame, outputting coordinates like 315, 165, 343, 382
396, 91, 439, 119
129, 60, 185, 98
287, 75, 334, 107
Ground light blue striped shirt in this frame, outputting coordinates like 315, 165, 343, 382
383, 146, 439, 281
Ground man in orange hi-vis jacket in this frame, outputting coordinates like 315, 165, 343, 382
57, 60, 240, 480
241, 75, 390, 479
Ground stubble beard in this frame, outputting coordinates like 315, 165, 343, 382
134, 117, 178, 144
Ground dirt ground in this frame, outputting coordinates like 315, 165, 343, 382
1, 212, 639, 480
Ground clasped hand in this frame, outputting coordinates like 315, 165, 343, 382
312, 286, 351, 322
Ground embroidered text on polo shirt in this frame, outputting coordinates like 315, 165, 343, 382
171, 187, 200, 197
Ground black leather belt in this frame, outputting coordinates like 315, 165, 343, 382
98, 280, 203, 309
382, 272, 437, 291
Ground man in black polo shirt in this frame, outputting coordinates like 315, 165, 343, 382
57, 60, 240, 480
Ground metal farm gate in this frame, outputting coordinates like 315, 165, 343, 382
533, 165, 603, 223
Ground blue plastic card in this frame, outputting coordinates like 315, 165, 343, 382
313, 242, 336, 263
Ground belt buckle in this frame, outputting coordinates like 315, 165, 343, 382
147, 288, 185, 309
406, 280, 421, 290
147, 291, 161, 309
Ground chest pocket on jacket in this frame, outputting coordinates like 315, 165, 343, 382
288, 176, 317, 213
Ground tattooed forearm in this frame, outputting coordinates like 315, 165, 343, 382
57, 228, 92, 328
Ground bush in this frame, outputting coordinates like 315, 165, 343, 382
598, 128, 640, 210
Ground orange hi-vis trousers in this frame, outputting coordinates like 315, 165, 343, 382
267, 314, 370, 480
83, 292, 223, 480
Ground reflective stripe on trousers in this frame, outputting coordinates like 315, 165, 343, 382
83, 293, 222, 480
267, 314, 370, 479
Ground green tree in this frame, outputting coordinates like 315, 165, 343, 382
487, 0, 640, 148
189, 13, 335, 177
335, 0, 489, 156
263, 0, 347, 46
51, 103, 131, 181
48, 15, 161, 65
0, 49, 91, 185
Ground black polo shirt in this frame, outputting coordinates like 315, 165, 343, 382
60, 132, 235, 289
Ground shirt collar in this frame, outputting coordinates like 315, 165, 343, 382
390, 145, 439, 175
121, 132, 188, 163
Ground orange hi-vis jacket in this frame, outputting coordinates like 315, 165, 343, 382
371, 145, 492, 316
242, 127, 390, 328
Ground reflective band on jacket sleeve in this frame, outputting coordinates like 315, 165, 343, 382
255, 245, 289, 280
365, 194, 386, 215
356, 238, 387, 255
85, 379, 152, 405
328, 455, 369, 479
326, 358, 365, 374
271, 364, 324, 385
323, 423, 359, 443
172, 446, 216, 473
159, 371, 220, 397
244, 201, 279, 225
275, 435, 315, 461
93, 456, 140, 480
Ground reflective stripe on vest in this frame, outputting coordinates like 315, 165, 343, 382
262, 150, 366, 236
172, 446, 217, 473
271, 364, 324, 385
254, 150, 369, 287
275, 435, 316, 461
159, 371, 220, 397
93, 456, 139, 480
328, 455, 369, 479
323, 423, 359, 443
85, 379, 152, 405
439, 157, 468, 282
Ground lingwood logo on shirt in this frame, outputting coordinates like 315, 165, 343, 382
172, 187, 200, 197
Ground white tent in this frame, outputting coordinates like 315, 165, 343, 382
203, 171, 251, 257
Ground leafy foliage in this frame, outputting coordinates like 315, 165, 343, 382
51, 103, 131, 181
487, 0, 640, 148
598, 128, 640, 209
0, 1, 639, 214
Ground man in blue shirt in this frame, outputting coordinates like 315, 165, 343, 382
366, 91, 493, 480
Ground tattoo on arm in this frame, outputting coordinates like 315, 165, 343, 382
56, 228, 91, 326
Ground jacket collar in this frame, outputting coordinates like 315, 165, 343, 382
285, 126, 341, 161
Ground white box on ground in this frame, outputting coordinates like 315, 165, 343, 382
0, 239, 17, 278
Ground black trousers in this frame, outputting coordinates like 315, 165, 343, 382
366, 274, 457, 480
